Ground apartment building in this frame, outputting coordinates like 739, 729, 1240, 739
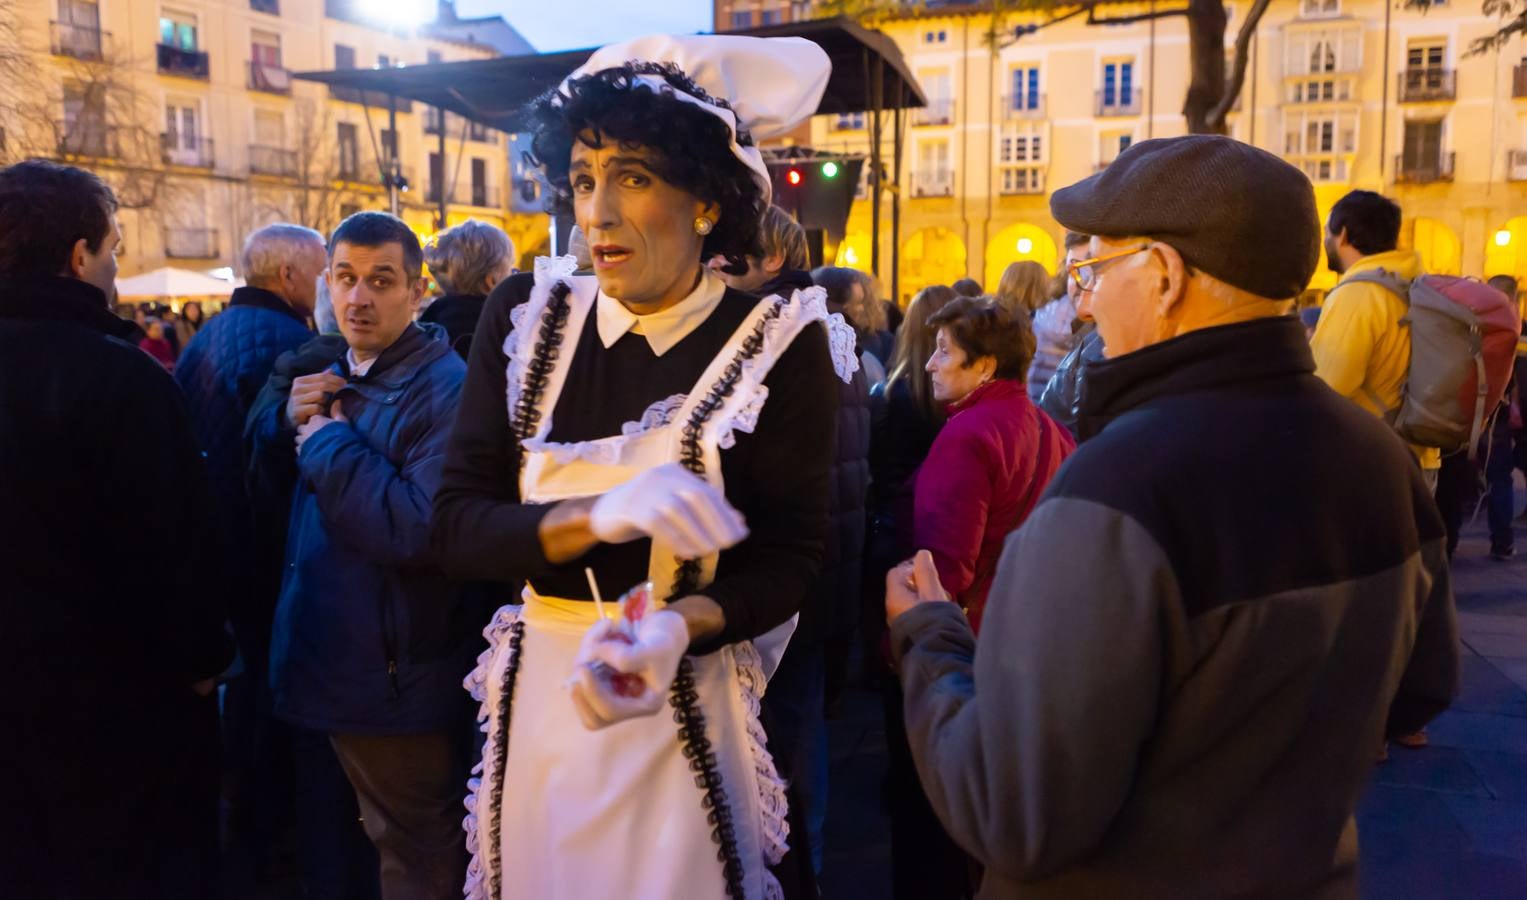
5, 0, 531, 279
720, 0, 1527, 303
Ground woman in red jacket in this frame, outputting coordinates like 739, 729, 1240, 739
914, 296, 1074, 632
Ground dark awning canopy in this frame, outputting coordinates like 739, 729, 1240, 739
293, 17, 925, 133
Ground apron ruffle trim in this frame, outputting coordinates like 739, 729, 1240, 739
462, 604, 525, 900
734, 640, 791, 900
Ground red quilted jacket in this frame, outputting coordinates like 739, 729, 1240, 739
912, 378, 1074, 632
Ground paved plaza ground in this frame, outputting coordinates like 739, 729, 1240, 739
821, 492, 1527, 900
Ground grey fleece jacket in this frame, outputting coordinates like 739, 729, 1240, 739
891, 318, 1458, 900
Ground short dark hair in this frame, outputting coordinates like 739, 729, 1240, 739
927, 296, 1035, 380
527, 62, 765, 276
1063, 230, 1091, 250
1328, 190, 1401, 256
951, 278, 983, 297
0, 160, 118, 281
329, 211, 423, 281
811, 265, 860, 308
1487, 275, 1518, 297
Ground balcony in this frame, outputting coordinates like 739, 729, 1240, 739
50, 21, 105, 60
57, 125, 118, 160
1397, 68, 1456, 103
248, 62, 292, 95
1096, 89, 1144, 117
1514, 64, 1527, 100
249, 144, 298, 177
998, 167, 1045, 196
1507, 149, 1527, 182
914, 99, 956, 126
162, 133, 214, 169
1000, 94, 1046, 120
157, 43, 209, 80
164, 228, 219, 259
329, 85, 413, 114
250, 0, 279, 14
910, 171, 954, 198
1394, 151, 1455, 184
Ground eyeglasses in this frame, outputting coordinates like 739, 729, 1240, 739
1067, 244, 1152, 293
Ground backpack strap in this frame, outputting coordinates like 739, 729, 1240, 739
1333, 268, 1415, 420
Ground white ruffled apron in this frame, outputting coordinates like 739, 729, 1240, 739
463, 259, 859, 900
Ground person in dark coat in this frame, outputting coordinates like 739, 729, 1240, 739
888, 135, 1457, 899
0, 160, 234, 899
720, 205, 873, 874
248, 212, 473, 898
419, 218, 515, 361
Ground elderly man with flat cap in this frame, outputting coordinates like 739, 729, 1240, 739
885, 135, 1458, 899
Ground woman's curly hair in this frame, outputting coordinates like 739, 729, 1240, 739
525, 62, 766, 275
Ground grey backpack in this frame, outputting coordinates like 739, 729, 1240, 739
1343, 269, 1518, 455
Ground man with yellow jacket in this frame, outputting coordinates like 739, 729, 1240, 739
1311, 190, 1442, 483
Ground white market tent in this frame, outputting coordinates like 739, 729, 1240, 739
116, 267, 239, 301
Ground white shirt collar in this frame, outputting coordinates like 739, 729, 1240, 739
595, 268, 727, 357
346, 348, 377, 377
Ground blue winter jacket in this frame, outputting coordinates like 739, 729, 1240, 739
175, 288, 314, 552
254, 322, 473, 734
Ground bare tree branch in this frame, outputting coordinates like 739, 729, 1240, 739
1209, 0, 1273, 124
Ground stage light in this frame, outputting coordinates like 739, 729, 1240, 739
1016, 237, 1033, 254
786, 168, 803, 186
1496, 229, 1513, 248
821, 161, 839, 179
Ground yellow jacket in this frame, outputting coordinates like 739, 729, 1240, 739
1310, 250, 1440, 470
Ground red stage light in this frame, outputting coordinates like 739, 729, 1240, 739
786, 168, 803, 186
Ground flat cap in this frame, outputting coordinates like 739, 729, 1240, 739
1050, 135, 1319, 300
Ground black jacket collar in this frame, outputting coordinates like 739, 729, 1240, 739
0, 276, 139, 341
1077, 316, 1314, 441
758, 269, 815, 298
229, 285, 308, 324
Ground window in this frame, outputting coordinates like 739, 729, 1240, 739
917, 71, 953, 124
923, 29, 948, 44
251, 30, 281, 67
429, 151, 444, 200
1285, 27, 1361, 76
833, 111, 866, 131
57, 0, 102, 58
1300, 0, 1339, 17
379, 128, 397, 161
730, 11, 751, 30
1102, 60, 1135, 107
1407, 41, 1445, 72
998, 129, 1044, 164
915, 140, 952, 196
159, 11, 197, 51
1283, 110, 1357, 181
1009, 66, 1040, 112
471, 157, 488, 206
1100, 131, 1133, 164
378, 53, 392, 68
1402, 119, 1445, 169
469, 120, 491, 142
337, 122, 359, 178
254, 110, 284, 146
165, 102, 200, 152
1290, 78, 1353, 103
62, 82, 107, 155
760, 9, 781, 25
336, 44, 356, 69
1000, 168, 1043, 194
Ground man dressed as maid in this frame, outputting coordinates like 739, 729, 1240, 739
432, 33, 858, 900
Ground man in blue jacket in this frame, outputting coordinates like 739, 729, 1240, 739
250, 212, 472, 897
174, 223, 325, 855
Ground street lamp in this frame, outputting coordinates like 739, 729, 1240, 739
1496, 230, 1513, 248
1016, 237, 1033, 254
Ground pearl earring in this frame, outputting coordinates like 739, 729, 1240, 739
693, 216, 715, 236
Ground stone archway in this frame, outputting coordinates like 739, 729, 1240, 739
984, 223, 1059, 291
898, 226, 967, 306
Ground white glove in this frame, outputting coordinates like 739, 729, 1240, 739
568, 609, 689, 730
589, 463, 748, 559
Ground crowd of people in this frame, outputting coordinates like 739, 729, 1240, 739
2, 29, 1518, 900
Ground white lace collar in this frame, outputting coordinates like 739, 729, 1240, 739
595, 268, 727, 357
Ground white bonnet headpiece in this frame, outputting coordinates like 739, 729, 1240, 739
562, 34, 832, 206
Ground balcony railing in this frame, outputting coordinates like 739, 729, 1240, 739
57, 125, 118, 159
248, 62, 292, 94
911, 171, 954, 198
914, 99, 956, 126
165, 228, 219, 259
1096, 88, 1144, 117
998, 167, 1045, 195
1507, 149, 1527, 182
1000, 94, 1046, 120
162, 133, 214, 168
1514, 64, 1527, 100
157, 43, 209, 79
249, 144, 298, 177
1397, 68, 1456, 103
329, 85, 413, 114
250, 0, 279, 14
1394, 151, 1455, 184
51, 21, 105, 60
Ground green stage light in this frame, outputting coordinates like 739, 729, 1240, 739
821, 161, 839, 179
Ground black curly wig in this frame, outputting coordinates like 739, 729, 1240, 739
525, 62, 766, 276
